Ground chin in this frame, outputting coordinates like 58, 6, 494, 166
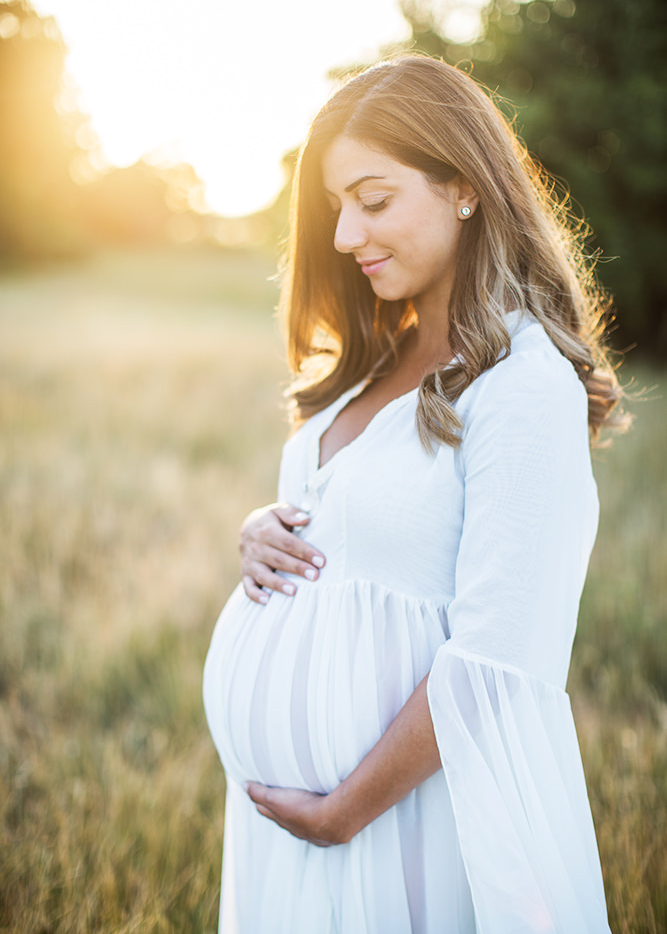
370, 283, 409, 302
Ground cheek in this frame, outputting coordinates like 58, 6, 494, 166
408, 229, 456, 271
393, 220, 439, 261
425, 218, 460, 260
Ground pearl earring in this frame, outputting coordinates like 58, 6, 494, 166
461, 206, 471, 217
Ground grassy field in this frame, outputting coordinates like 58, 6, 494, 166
0, 247, 665, 933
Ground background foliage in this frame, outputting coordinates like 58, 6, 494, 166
398, 0, 667, 355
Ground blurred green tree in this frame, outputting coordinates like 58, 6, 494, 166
399, 0, 667, 355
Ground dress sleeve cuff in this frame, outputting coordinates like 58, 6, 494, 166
427, 644, 611, 933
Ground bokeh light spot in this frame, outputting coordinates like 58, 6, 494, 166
75, 123, 99, 150
527, 2, 551, 24
587, 146, 612, 174
167, 214, 198, 243
599, 130, 620, 155
553, 0, 576, 18
0, 12, 20, 39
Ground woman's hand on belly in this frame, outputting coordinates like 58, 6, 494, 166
245, 782, 351, 847
245, 677, 442, 845
240, 503, 326, 604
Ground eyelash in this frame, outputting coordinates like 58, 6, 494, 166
328, 198, 388, 221
362, 200, 387, 214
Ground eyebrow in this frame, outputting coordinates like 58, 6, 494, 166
344, 175, 386, 192
324, 175, 387, 201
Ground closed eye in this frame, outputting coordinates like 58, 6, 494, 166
362, 200, 387, 214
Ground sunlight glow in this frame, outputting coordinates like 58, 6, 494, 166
30, 0, 411, 217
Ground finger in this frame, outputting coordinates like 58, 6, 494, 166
241, 509, 326, 569
269, 529, 326, 569
258, 545, 322, 581
272, 505, 312, 529
250, 796, 300, 837
242, 576, 270, 605
246, 782, 288, 813
241, 523, 324, 566
250, 799, 289, 829
255, 803, 278, 822
244, 782, 276, 820
253, 804, 309, 842
246, 781, 272, 806
248, 565, 297, 597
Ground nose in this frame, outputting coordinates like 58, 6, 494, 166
333, 207, 368, 255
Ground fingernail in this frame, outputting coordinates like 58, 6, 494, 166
304, 568, 317, 581
312, 555, 325, 568
294, 511, 309, 522
259, 593, 269, 604
282, 583, 296, 595
242, 781, 250, 793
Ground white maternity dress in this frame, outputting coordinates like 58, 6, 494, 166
203, 311, 612, 934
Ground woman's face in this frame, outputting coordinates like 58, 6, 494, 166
321, 136, 477, 313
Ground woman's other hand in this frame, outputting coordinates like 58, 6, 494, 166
245, 781, 353, 847
240, 503, 326, 604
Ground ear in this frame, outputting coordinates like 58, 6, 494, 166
453, 175, 479, 220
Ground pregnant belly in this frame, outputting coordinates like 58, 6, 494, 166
203, 579, 448, 793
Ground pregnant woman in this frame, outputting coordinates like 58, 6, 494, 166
203, 55, 623, 933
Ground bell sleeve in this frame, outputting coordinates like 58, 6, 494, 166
427, 345, 611, 933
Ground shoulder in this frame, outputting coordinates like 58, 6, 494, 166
452, 312, 589, 459
458, 313, 586, 423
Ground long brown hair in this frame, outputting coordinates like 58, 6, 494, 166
281, 54, 626, 448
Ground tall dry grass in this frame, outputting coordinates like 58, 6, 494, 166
0, 247, 665, 933
570, 375, 667, 933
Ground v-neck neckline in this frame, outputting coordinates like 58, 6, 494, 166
300, 309, 529, 500
308, 382, 419, 481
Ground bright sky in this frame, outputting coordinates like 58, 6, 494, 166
30, 0, 486, 217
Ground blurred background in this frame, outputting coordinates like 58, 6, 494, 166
0, 1, 665, 931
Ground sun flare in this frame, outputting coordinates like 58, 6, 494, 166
29, 0, 411, 217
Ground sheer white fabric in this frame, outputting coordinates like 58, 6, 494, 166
203, 312, 611, 933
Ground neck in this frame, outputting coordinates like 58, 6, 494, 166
409, 300, 453, 371
409, 268, 455, 362
397, 323, 453, 382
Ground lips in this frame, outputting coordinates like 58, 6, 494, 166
358, 257, 390, 276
